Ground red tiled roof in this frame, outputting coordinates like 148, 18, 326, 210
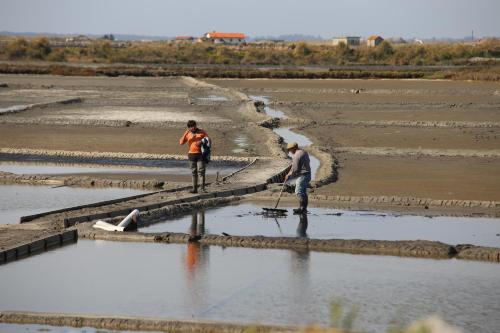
368, 35, 383, 41
206, 32, 246, 39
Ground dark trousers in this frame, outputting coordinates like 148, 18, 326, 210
188, 153, 206, 178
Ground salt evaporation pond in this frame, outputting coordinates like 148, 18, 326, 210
0, 240, 499, 333
0, 185, 147, 224
0, 160, 239, 176
139, 203, 500, 247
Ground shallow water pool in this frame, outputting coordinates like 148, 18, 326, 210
0, 185, 147, 224
139, 203, 500, 247
0, 240, 499, 333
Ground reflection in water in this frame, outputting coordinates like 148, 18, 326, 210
296, 213, 308, 238
189, 210, 206, 240
140, 203, 500, 247
1, 240, 500, 332
184, 210, 210, 318
273, 218, 283, 235
289, 240, 311, 323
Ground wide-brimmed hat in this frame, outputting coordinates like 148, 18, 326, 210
286, 142, 298, 150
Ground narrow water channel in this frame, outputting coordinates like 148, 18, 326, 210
1, 240, 499, 333
0, 185, 147, 224
139, 203, 500, 247
249, 95, 320, 179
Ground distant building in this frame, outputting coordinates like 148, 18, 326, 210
174, 36, 195, 43
65, 35, 92, 43
387, 37, 407, 44
203, 32, 246, 44
332, 36, 361, 46
367, 35, 384, 47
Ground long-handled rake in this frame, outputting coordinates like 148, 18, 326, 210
262, 182, 288, 217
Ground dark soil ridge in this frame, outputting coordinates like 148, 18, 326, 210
0, 62, 430, 80
257, 192, 500, 213
0, 311, 300, 333
0, 172, 170, 190
78, 225, 500, 263
0, 230, 77, 265
268, 100, 500, 110
0, 148, 257, 163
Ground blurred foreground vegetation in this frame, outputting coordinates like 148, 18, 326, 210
1, 37, 499, 80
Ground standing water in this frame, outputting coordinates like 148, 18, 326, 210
0, 240, 499, 333
250, 96, 320, 179
140, 203, 500, 247
0, 184, 147, 224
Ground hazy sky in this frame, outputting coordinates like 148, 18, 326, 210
1, 0, 499, 38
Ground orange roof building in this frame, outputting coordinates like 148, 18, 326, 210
204, 31, 246, 44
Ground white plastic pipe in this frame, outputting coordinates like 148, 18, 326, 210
117, 209, 140, 228
93, 220, 124, 232
93, 209, 140, 232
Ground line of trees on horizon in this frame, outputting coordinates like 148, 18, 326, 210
1, 36, 499, 67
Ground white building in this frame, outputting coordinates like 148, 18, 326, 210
332, 36, 361, 46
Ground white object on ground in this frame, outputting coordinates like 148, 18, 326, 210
93, 209, 140, 232
93, 220, 124, 232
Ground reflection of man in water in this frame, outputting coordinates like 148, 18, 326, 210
187, 210, 206, 269
297, 213, 308, 238
184, 210, 209, 318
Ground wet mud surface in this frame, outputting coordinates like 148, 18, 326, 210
0, 75, 276, 158
209, 78, 500, 205
317, 153, 500, 202
1, 240, 499, 333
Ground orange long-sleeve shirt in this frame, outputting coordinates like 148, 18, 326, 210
179, 128, 208, 154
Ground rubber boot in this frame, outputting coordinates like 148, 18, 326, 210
303, 195, 308, 213
200, 175, 207, 193
189, 176, 198, 194
293, 195, 306, 215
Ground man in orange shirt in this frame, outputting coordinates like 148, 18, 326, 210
179, 120, 209, 193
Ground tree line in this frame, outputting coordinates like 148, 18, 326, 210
1, 37, 499, 67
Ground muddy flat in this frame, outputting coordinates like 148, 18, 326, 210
318, 153, 500, 201
210, 78, 500, 204
0, 75, 275, 158
302, 125, 500, 150
208, 78, 500, 103
2, 75, 500, 218
0, 124, 249, 156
